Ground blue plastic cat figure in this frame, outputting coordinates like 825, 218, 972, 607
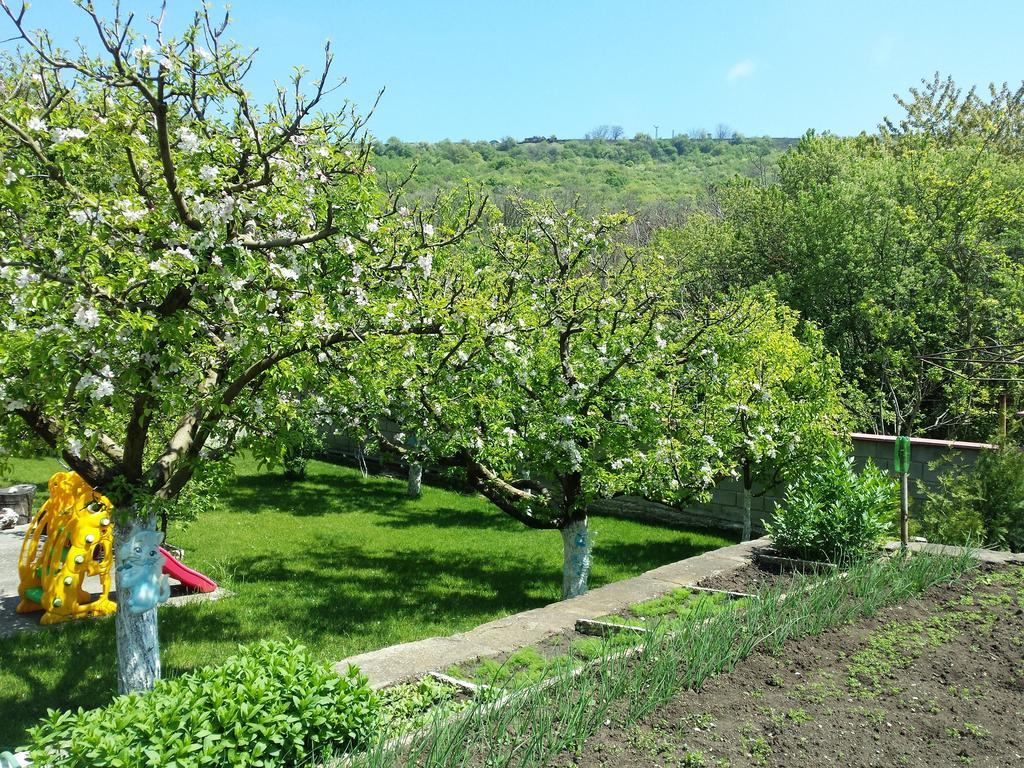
116, 526, 171, 614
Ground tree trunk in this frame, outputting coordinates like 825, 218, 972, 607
114, 517, 161, 693
407, 463, 423, 498
560, 516, 592, 599
742, 462, 753, 542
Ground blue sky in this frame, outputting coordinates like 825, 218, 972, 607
12, 1, 1024, 141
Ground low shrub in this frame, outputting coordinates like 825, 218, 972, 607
917, 434, 1024, 552
766, 445, 896, 562
27, 640, 378, 768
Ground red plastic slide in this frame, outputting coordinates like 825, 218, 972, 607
159, 547, 218, 593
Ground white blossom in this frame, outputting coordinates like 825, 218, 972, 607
14, 269, 38, 289
417, 252, 433, 278
51, 127, 88, 143
27, 116, 47, 131
176, 126, 201, 153
73, 303, 100, 329
269, 262, 299, 281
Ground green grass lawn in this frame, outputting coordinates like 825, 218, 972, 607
0, 455, 735, 749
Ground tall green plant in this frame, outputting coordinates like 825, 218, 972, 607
766, 445, 896, 562
917, 435, 1024, 552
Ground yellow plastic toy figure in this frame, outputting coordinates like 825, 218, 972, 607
16, 471, 117, 625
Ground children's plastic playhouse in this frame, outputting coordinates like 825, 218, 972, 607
16, 471, 216, 625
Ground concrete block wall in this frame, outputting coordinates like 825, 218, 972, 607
596, 433, 995, 535
323, 429, 994, 536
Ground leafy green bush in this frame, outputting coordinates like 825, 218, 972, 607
766, 445, 896, 562
917, 435, 1024, 552
27, 640, 377, 768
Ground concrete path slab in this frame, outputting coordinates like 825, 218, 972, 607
883, 540, 1024, 564
0, 525, 29, 597
336, 537, 768, 688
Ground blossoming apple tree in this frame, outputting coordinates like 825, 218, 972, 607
337, 201, 741, 598
0, 1, 480, 692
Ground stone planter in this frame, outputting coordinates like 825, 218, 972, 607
0, 484, 36, 525
752, 546, 838, 574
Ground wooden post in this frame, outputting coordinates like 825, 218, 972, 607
900, 471, 910, 551
894, 436, 911, 551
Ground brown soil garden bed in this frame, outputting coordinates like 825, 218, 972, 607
552, 563, 1024, 768
696, 562, 789, 594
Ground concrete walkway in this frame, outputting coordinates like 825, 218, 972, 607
335, 537, 769, 688
883, 540, 1024, 564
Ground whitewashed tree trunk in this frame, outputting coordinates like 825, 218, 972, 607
114, 517, 161, 693
560, 517, 592, 599
407, 463, 423, 497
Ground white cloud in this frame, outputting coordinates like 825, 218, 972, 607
727, 59, 756, 82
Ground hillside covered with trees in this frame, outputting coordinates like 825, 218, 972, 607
372, 133, 794, 214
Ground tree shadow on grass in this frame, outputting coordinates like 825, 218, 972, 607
218, 468, 523, 532
0, 618, 119, 750
210, 540, 559, 642
217, 471, 409, 517
592, 535, 735, 575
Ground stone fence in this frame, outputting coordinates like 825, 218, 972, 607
594, 433, 994, 535
324, 430, 994, 536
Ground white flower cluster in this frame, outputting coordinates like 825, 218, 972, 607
51, 127, 88, 144
72, 302, 100, 329
176, 126, 201, 153
417, 252, 433, 279
76, 364, 115, 400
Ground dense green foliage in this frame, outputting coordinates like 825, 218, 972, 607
27, 640, 377, 767
690, 293, 849, 538
917, 434, 1024, 551
662, 78, 1024, 440
766, 446, 897, 561
372, 135, 790, 212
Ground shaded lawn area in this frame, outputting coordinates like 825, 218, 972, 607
0, 455, 735, 749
